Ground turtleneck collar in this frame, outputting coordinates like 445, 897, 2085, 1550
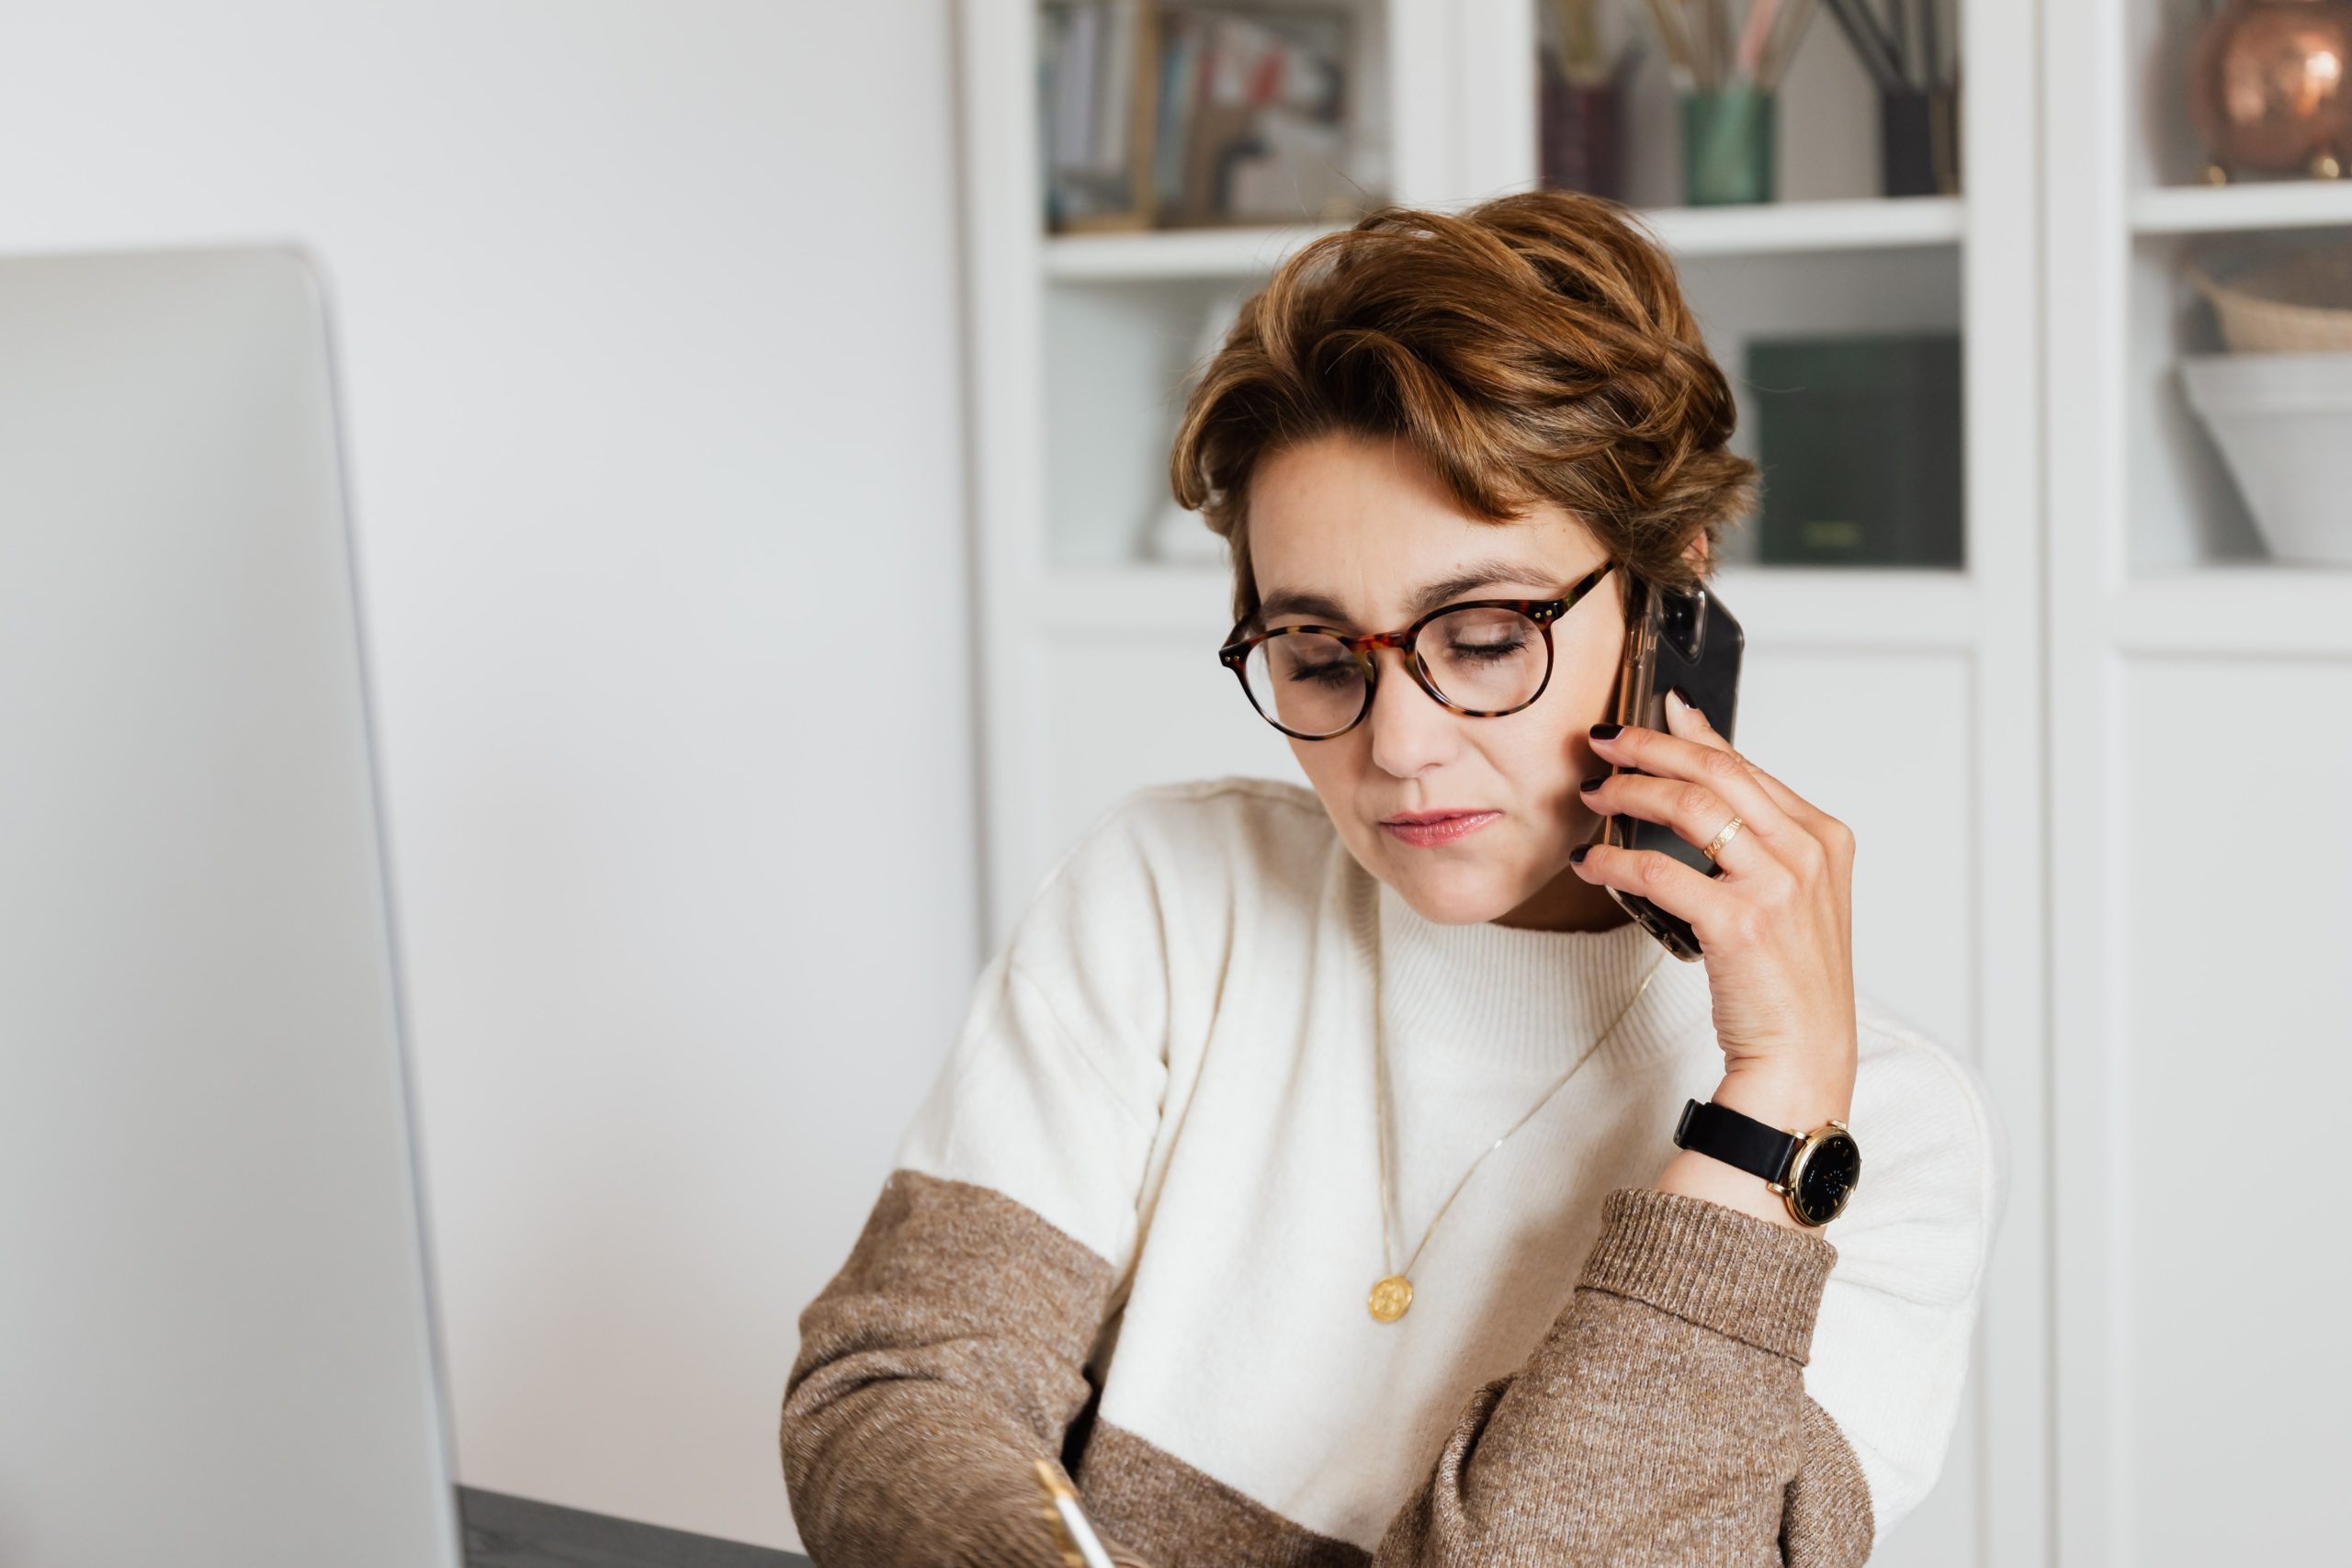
1362, 867, 1715, 1077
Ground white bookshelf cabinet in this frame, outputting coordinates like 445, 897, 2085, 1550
2041, 4, 2352, 1567
954, 2, 2352, 1563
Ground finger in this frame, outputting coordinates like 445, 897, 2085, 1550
1589, 717, 1796, 845
1578, 769, 1783, 878
1666, 693, 1832, 829
1567, 836, 1737, 931
1664, 685, 1732, 753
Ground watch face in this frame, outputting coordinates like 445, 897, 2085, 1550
1790, 1130, 1861, 1224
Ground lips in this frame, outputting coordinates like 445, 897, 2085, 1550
1377, 809, 1500, 847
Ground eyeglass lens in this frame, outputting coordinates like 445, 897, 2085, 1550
1241, 605, 1549, 737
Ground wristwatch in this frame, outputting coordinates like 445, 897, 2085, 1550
1672, 1098, 1861, 1228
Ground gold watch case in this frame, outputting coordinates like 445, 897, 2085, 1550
1766, 1119, 1861, 1228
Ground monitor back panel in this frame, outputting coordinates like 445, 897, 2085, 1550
0, 246, 460, 1568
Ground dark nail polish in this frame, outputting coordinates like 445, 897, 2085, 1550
1589, 721, 1623, 740
1568, 844, 1590, 864
1579, 773, 1608, 793
1668, 684, 1701, 718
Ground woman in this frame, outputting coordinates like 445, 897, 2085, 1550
781, 190, 2000, 1566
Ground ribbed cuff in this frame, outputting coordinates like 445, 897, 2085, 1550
1577, 1187, 1838, 1363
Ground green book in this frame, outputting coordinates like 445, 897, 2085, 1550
1745, 333, 1964, 568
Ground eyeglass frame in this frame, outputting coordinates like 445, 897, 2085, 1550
1216, 559, 1618, 741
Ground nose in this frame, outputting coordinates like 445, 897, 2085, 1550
1363, 646, 1457, 779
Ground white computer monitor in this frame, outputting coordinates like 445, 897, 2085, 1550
0, 244, 462, 1568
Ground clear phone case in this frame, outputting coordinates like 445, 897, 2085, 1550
1601, 572, 1745, 962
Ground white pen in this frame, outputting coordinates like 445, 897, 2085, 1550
1033, 1456, 1121, 1568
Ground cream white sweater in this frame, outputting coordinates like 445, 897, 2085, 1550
785, 776, 2005, 1564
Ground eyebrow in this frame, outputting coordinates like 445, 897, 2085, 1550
1256, 556, 1573, 628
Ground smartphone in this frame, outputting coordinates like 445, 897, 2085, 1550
1600, 572, 1744, 963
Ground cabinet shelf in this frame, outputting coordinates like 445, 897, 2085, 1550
1034, 562, 1983, 650
1640, 196, 1964, 257
1035, 558, 2352, 669
1044, 223, 1336, 282
2130, 180, 2352, 237
1042, 196, 1965, 281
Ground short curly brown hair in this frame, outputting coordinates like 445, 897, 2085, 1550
1168, 189, 1758, 625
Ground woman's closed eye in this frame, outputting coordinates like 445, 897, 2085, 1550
1445, 630, 1529, 661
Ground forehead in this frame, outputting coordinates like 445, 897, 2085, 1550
1246, 434, 1597, 621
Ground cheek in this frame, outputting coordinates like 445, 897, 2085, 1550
1551, 639, 1623, 710
1288, 736, 1360, 807
1501, 649, 1617, 795
1477, 705, 1586, 810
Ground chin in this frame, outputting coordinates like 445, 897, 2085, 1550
1375, 860, 1532, 926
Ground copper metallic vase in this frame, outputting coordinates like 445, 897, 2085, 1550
2187, 0, 2352, 180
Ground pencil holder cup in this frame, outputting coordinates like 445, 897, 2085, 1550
1880, 85, 1961, 197
1680, 83, 1775, 206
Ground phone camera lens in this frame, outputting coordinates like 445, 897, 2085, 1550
1660, 591, 1705, 663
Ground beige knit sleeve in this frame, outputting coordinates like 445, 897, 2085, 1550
1369, 1186, 1873, 1567
779, 1166, 1156, 1568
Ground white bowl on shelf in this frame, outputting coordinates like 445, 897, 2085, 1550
2177, 351, 2352, 567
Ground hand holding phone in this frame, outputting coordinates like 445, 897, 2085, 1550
1572, 573, 1862, 1139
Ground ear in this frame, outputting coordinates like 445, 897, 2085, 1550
1681, 533, 1712, 575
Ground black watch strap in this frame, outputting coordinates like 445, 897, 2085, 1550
1673, 1097, 1799, 1185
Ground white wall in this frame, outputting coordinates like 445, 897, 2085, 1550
0, 2, 972, 1552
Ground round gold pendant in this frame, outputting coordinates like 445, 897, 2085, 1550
1368, 1273, 1413, 1322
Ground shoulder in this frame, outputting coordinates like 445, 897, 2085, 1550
1026, 775, 1338, 920
992, 775, 1339, 1006
1068, 773, 1331, 857
1839, 989, 2007, 1309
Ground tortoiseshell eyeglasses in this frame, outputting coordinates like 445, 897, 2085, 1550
1216, 561, 1616, 741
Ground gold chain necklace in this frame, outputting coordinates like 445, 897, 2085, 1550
1366, 888, 1668, 1324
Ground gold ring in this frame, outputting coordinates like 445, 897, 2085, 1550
1702, 816, 1745, 863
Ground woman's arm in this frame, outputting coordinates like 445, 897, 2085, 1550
1368, 1183, 1871, 1567
782, 1165, 1156, 1568
781, 798, 1176, 1568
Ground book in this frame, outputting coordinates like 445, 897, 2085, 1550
1745, 332, 1965, 568
1041, 1, 1371, 231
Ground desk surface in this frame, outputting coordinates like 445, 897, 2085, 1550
460, 1486, 813, 1568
